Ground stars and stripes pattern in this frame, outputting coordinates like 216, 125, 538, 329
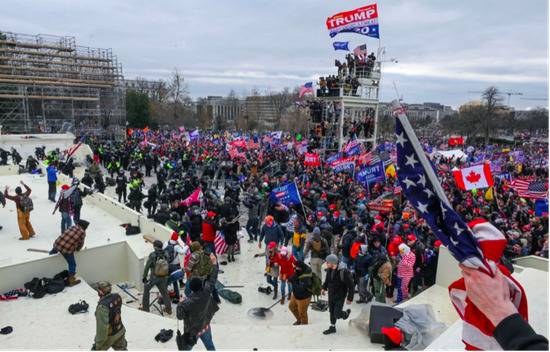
214, 231, 228, 255
510, 178, 548, 199
395, 115, 487, 271
394, 102, 527, 351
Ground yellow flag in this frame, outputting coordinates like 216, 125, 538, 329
485, 187, 494, 201
385, 164, 396, 178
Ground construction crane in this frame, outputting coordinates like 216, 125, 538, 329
467, 90, 523, 106
520, 97, 548, 101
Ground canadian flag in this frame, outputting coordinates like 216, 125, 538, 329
453, 163, 494, 191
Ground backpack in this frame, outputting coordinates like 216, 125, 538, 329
20, 195, 33, 212
195, 253, 214, 277
299, 272, 322, 297
154, 254, 169, 277
165, 244, 176, 264
369, 254, 388, 279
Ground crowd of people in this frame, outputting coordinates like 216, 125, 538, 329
1, 123, 548, 350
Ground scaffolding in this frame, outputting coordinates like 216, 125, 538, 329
309, 58, 382, 156
0, 31, 126, 138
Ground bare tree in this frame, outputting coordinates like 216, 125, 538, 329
269, 87, 297, 125
482, 86, 503, 143
280, 105, 309, 133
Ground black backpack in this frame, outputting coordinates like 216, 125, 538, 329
20, 195, 34, 212
165, 243, 176, 264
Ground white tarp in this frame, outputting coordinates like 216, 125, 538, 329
431, 149, 467, 161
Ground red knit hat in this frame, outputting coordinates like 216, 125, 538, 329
171, 232, 179, 241
381, 327, 403, 346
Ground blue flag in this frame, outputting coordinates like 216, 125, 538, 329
269, 182, 302, 206
356, 161, 385, 185
535, 199, 549, 217
332, 41, 349, 51
326, 153, 341, 164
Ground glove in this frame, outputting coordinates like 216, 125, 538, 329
142, 277, 147, 284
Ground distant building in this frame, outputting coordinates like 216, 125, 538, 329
195, 96, 243, 129
380, 101, 455, 122
243, 95, 279, 130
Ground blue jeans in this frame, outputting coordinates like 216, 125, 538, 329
62, 252, 76, 275
168, 269, 184, 299
184, 326, 215, 351
61, 212, 72, 233
266, 275, 277, 288
280, 280, 292, 297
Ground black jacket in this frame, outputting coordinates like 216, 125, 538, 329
494, 313, 548, 350
322, 267, 354, 302
176, 268, 219, 337
289, 263, 313, 300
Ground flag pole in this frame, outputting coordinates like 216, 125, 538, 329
391, 90, 451, 207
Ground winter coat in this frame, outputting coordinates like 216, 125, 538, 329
176, 268, 219, 337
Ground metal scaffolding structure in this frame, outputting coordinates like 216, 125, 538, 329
0, 31, 126, 138
309, 49, 384, 157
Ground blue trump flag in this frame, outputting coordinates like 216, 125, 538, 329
356, 161, 385, 185
333, 41, 349, 51
269, 182, 302, 206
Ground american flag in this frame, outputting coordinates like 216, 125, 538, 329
394, 101, 527, 350
214, 231, 228, 255
510, 178, 548, 199
299, 82, 314, 98
357, 151, 380, 166
353, 44, 367, 62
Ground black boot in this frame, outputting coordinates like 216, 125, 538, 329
323, 326, 336, 335
273, 285, 278, 300
342, 309, 351, 320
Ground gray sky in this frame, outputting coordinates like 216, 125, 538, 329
1, 0, 548, 109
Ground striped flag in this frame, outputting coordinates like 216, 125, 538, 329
214, 231, 228, 255
394, 100, 527, 350
299, 82, 314, 98
510, 178, 548, 199
353, 44, 367, 62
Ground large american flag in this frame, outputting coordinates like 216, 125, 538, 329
214, 231, 228, 255
394, 102, 527, 350
510, 178, 548, 199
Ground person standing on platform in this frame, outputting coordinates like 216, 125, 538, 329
47, 162, 58, 202
50, 219, 90, 286
4, 181, 35, 240
92, 281, 127, 351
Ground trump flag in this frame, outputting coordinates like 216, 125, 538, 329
326, 4, 380, 38
304, 152, 321, 167
269, 182, 302, 206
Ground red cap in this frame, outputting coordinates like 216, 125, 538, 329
171, 232, 179, 241
334, 211, 340, 218
61, 184, 70, 190
381, 327, 403, 346
392, 236, 402, 245
403, 224, 410, 229
407, 234, 417, 242
207, 211, 216, 218
317, 211, 324, 218
268, 241, 277, 250
321, 193, 327, 199
434, 240, 442, 248
329, 204, 336, 210
375, 214, 382, 220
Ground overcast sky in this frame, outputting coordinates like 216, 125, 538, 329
1, 0, 548, 109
